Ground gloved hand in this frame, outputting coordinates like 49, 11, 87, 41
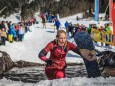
46, 59, 54, 66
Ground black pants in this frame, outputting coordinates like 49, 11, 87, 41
1, 36, 6, 46
18, 34, 23, 41
56, 26, 59, 31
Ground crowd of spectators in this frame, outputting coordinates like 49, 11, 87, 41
0, 18, 36, 46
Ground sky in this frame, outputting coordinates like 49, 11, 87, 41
0, 12, 115, 86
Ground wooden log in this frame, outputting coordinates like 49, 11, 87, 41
102, 67, 115, 77
14, 60, 45, 67
0, 51, 14, 74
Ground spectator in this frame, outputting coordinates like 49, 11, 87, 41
1, 28, 7, 46
54, 19, 61, 31
65, 21, 69, 35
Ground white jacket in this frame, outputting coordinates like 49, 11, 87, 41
19, 26, 25, 34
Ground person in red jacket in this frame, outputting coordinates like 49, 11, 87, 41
38, 30, 81, 80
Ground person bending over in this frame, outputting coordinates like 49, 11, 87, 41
38, 30, 81, 80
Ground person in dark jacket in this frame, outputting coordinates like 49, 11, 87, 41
68, 22, 74, 38
38, 30, 81, 80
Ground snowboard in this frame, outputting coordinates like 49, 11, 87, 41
74, 31, 101, 78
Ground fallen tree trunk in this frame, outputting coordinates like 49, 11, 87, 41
0, 51, 14, 74
98, 51, 115, 77
14, 60, 45, 68
1, 50, 115, 77
0, 50, 84, 75
0, 51, 45, 75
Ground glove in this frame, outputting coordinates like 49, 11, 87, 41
46, 59, 54, 66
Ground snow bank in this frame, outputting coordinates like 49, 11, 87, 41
1, 77, 115, 86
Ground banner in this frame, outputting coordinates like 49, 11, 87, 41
110, 0, 113, 21
112, 3, 115, 45
94, 0, 99, 21
91, 28, 114, 45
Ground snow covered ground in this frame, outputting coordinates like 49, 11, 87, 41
0, 13, 21, 23
1, 76, 115, 86
0, 12, 115, 86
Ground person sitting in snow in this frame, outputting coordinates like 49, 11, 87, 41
38, 30, 81, 80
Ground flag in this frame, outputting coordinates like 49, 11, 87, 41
110, 0, 113, 21
112, 3, 115, 45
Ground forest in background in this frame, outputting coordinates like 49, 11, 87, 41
0, 0, 114, 20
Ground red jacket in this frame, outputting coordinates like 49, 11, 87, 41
15, 25, 20, 31
39, 40, 80, 70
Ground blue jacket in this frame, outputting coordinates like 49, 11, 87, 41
8, 25, 17, 37
55, 21, 60, 27
65, 21, 69, 28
